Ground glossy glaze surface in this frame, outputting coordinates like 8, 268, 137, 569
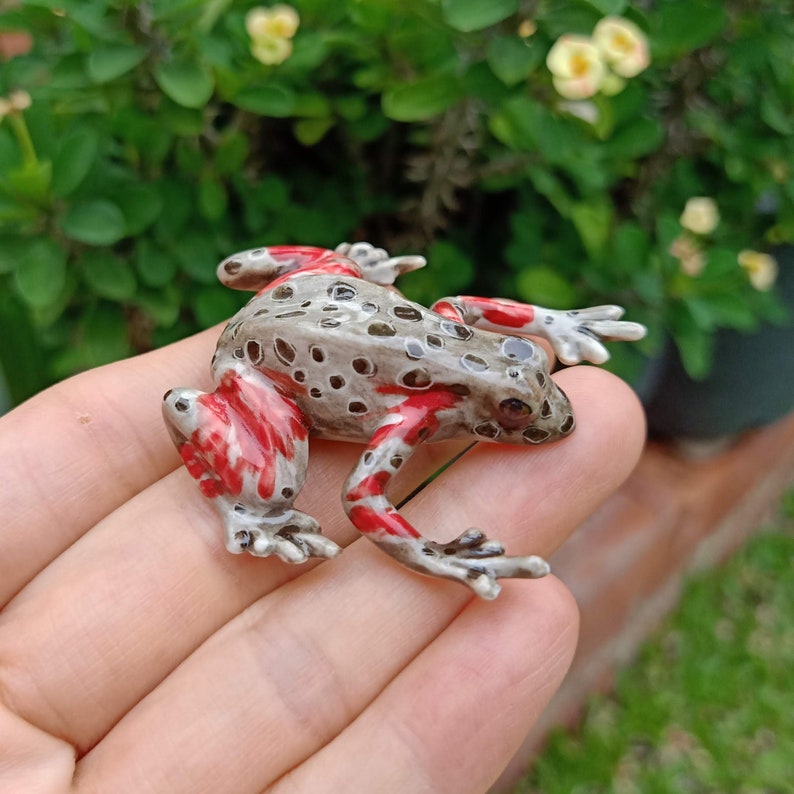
164, 243, 645, 598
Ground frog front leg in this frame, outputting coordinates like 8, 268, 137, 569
431, 296, 646, 365
343, 393, 550, 600
163, 370, 340, 563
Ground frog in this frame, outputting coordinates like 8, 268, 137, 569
163, 242, 646, 599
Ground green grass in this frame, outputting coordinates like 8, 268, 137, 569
516, 488, 794, 794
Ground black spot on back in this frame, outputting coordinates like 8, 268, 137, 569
440, 320, 474, 341
352, 357, 377, 376
328, 282, 357, 301
474, 421, 500, 439
367, 321, 396, 337
393, 305, 423, 321
246, 340, 263, 364
272, 284, 294, 301
274, 337, 296, 364
460, 353, 489, 372
400, 368, 432, 389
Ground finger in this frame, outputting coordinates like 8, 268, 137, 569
0, 320, 460, 610
71, 370, 643, 792
268, 577, 579, 794
0, 433, 461, 755
0, 327, 219, 605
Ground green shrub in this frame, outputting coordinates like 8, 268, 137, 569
0, 0, 791, 403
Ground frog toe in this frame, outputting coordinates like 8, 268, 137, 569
420, 534, 550, 600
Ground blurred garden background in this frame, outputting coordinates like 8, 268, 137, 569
1, 0, 793, 790
1, 0, 792, 407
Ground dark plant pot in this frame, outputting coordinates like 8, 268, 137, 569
643, 245, 794, 440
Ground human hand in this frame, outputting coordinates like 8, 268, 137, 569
0, 328, 644, 793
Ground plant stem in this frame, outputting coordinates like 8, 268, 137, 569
197, 0, 234, 33
9, 113, 37, 166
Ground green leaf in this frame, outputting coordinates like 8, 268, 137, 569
442, 0, 519, 32
674, 325, 713, 380
382, 74, 461, 122
704, 293, 758, 331
571, 201, 613, 259
86, 45, 147, 83
81, 250, 137, 301
760, 93, 793, 135
516, 267, 579, 308
12, 238, 67, 309
651, 1, 726, 60
61, 199, 127, 245
234, 85, 295, 117
192, 286, 243, 327
134, 239, 178, 288
613, 222, 650, 274
154, 59, 215, 108
0, 291, 48, 404
198, 177, 227, 221
253, 174, 289, 211
52, 128, 99, 197
292, 93, 332, 118
3, 160, 52, 203
486, 36, 544, 86
605, 117, 664, 160
135, 284, 181, 327
215, 131, 249, 175
294, 117, 333, 146
399, 239, 474, 305
154, 179, 193, 237
81, 305, 132, 367
582, 0, 627, 13
177, 233, 220, 284
116, 183, 164, 234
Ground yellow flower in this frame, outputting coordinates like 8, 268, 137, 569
593, 16, 649, 78
669, 235, 705, 277
250, 35, 293, 66
680, 197, 720, 235
245, 5, 299, 41
9, 90, 31, 111
738, 250, 778, 291
0, 90, 31, 119
546, 35, 606, 100
518, 19, 537, 38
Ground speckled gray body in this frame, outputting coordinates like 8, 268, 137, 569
214, 273, 573, 445
163, 242, 646, 599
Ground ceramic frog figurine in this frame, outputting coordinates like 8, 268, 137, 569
163, 242, 645, 599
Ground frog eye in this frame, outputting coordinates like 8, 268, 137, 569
498, 398, 533, 429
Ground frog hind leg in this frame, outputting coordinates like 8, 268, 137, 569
342, 392, 550, 600
163, 370, 341, 563
430, 296, 646, 366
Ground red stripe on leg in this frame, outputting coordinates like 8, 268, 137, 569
459, 296, 535, 328
348, 505, 421, 539
345, 470, 392, 502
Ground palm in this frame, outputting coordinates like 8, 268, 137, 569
0, 327, 644, 793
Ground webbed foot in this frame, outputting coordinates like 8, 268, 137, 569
224, 506, 341, 563
409, 529, 550, 600
542, 305, 646, 365
335, 241, 425, 285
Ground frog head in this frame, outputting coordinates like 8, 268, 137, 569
469, 360, 575, 445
